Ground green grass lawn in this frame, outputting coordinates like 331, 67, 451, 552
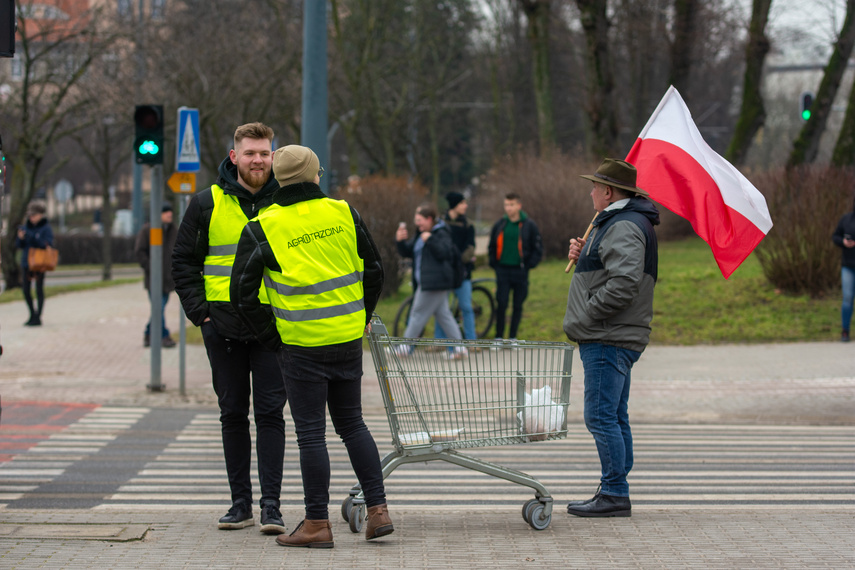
373, 237, 840, 345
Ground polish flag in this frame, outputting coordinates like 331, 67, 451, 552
626, 86, 773, 278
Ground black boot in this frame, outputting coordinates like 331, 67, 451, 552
567, 493, 631, 517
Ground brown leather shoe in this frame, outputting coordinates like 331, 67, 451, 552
275, 519, 333, 548
365, 504, 394, 540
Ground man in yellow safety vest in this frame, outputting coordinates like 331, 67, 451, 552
172, 122, 287, 535
230, 145, 392, 548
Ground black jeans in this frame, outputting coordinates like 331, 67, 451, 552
278, 338, 386, 520
494, 265, 529, 339
22, 270, 45, 319
202, 322, 286, 507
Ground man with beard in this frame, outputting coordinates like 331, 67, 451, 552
173, 122, 288, 535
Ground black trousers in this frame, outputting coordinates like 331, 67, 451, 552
202, 322, 287, 506
494, 265, 529, 339
277, 338, 386, 520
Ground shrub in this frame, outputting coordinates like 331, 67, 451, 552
753, 165, 853, 297
479, 147, 694, 260
53, 234, 136, 265
334, 175, 429, 297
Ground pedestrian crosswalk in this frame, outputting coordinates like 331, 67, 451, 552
1, 406, 853, 512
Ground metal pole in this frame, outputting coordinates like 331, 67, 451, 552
132, 162, 142, 234
302, 0, 329, 194
147, 164, 164, 392
178, 194, 188, 397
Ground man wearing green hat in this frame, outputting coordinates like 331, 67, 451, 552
563, 158, 660, 518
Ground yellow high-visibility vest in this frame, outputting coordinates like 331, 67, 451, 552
203, 185, 269, 304
257, 198, 365, 347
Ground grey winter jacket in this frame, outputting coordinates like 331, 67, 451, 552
563, 197, 659, 353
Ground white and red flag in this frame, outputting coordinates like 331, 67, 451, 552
626, 86, 773, 278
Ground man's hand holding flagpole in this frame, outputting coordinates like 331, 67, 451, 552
565, 212, 599, 274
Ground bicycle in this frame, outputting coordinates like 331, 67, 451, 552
392, 277, 496, 339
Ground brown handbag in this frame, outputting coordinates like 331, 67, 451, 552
28, 246, 59, 272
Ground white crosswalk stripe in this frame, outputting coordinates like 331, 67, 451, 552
2, 407, 853, 512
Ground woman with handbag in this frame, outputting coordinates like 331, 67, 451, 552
15, 201, 54, 326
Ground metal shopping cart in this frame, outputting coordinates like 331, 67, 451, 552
341, 316, 573, 531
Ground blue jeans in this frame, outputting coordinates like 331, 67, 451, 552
579, 343, 641, 497
145, 292, 170, 338
842, 266, 854, 332
435, 279, 476, 340
277, 339, 386, 520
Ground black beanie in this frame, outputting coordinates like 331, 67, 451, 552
445, 192, 465, 210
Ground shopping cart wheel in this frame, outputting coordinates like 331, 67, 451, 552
341, 496, 354, 522
522, 498, 539, 522
525, 503, 551, 531
348, 503, 366, 533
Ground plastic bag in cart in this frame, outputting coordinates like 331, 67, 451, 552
518, 385, 564, 441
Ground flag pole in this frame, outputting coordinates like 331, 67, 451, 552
565, 212, 599, 274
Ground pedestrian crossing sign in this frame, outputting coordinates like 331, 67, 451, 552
176, 107, 200, 172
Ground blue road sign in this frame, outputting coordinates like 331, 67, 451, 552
176, 107, 201, 172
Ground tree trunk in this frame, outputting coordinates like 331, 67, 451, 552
725, 0, 773, 166
520, 0, 556, 151
668, 0, 699, 98
576, 0, 619, 158
788, 0, 855, 168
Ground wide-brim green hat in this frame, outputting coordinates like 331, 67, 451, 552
579, 158, 648, 197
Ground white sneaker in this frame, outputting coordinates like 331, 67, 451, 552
446, 346, 468, 360
393, 345, 411, 357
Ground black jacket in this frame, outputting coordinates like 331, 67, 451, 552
230, 182, 385, 351
396, 221, 458, 291
172, 157, 280, 341
135, 222, 177, 293
832, 211, 855, 268
487, 213, 543, 270
15, 217, 53, 272
444, 212, 476, 281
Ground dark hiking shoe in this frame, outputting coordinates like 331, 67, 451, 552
260, 502, 286, 535
218, 499, 254, 530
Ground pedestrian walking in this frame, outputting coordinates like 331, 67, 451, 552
396, 203, 466, 357
563, 158, 659, 517
435, 191, 477, 340
832, 194, 855, 342
487, 193, 542, 342
230, 144, 392, 548
172, 122, 288, 535
135, 202, 177, 348
15, 200, 53, 327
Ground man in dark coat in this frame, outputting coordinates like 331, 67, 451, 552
135, 202, 178, 347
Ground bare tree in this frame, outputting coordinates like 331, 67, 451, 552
725, 0, 773, 166
668, 0, 699, 98
788, 0, 855, 168
0, 2, 118, 288
149, 0, 303, 185
576, 0, 619, 157
519, 0, 556, 150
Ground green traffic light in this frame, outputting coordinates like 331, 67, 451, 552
138, 140, 160, 155
802, 110, 811, 120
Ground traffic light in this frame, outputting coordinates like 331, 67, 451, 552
134, 104, 164, 164
0, 0, 15, 58
800, 91, 814, 121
